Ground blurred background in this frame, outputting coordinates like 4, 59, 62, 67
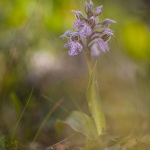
0, 0, 150, 149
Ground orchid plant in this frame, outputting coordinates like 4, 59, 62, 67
59, 0, 116, 149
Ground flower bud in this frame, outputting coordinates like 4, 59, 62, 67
94, 5, 103, 16
84, 0, 93, 18
71, 10, 84, 20
60, 30, 72, 39
102, 18, 116, 27
88, 0, 94, 17
84, 1, 89, 14
89, 16, 96, 26
89, 0, 94, 9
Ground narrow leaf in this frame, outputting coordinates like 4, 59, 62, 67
86, 62, 106, 135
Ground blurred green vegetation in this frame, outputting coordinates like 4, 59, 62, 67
0, 0, 150, 149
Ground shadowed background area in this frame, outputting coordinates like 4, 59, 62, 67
0, 0, 150, 149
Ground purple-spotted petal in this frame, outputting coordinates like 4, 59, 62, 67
74, 20, 83, 28
64, 40, 72, 48
97, 38, 109, 52
79, 24, 92, 36
76, 43, 83, 51
68, 48, 78, 56
86, 26, 92, 35
67, 41, 83, 56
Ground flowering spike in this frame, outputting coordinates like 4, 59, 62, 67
61, 0, 116, 56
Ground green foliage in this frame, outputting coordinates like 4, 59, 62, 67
56, 111, 98, 140
84, 137, 100, 150
0, 135, 6, 150
86, 62, 106, 136
0, 135, 19, 150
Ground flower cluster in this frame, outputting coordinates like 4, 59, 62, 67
61, 0, 116, 56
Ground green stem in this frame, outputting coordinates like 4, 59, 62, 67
85, 48, 107, 149
86, 51, 92, 75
